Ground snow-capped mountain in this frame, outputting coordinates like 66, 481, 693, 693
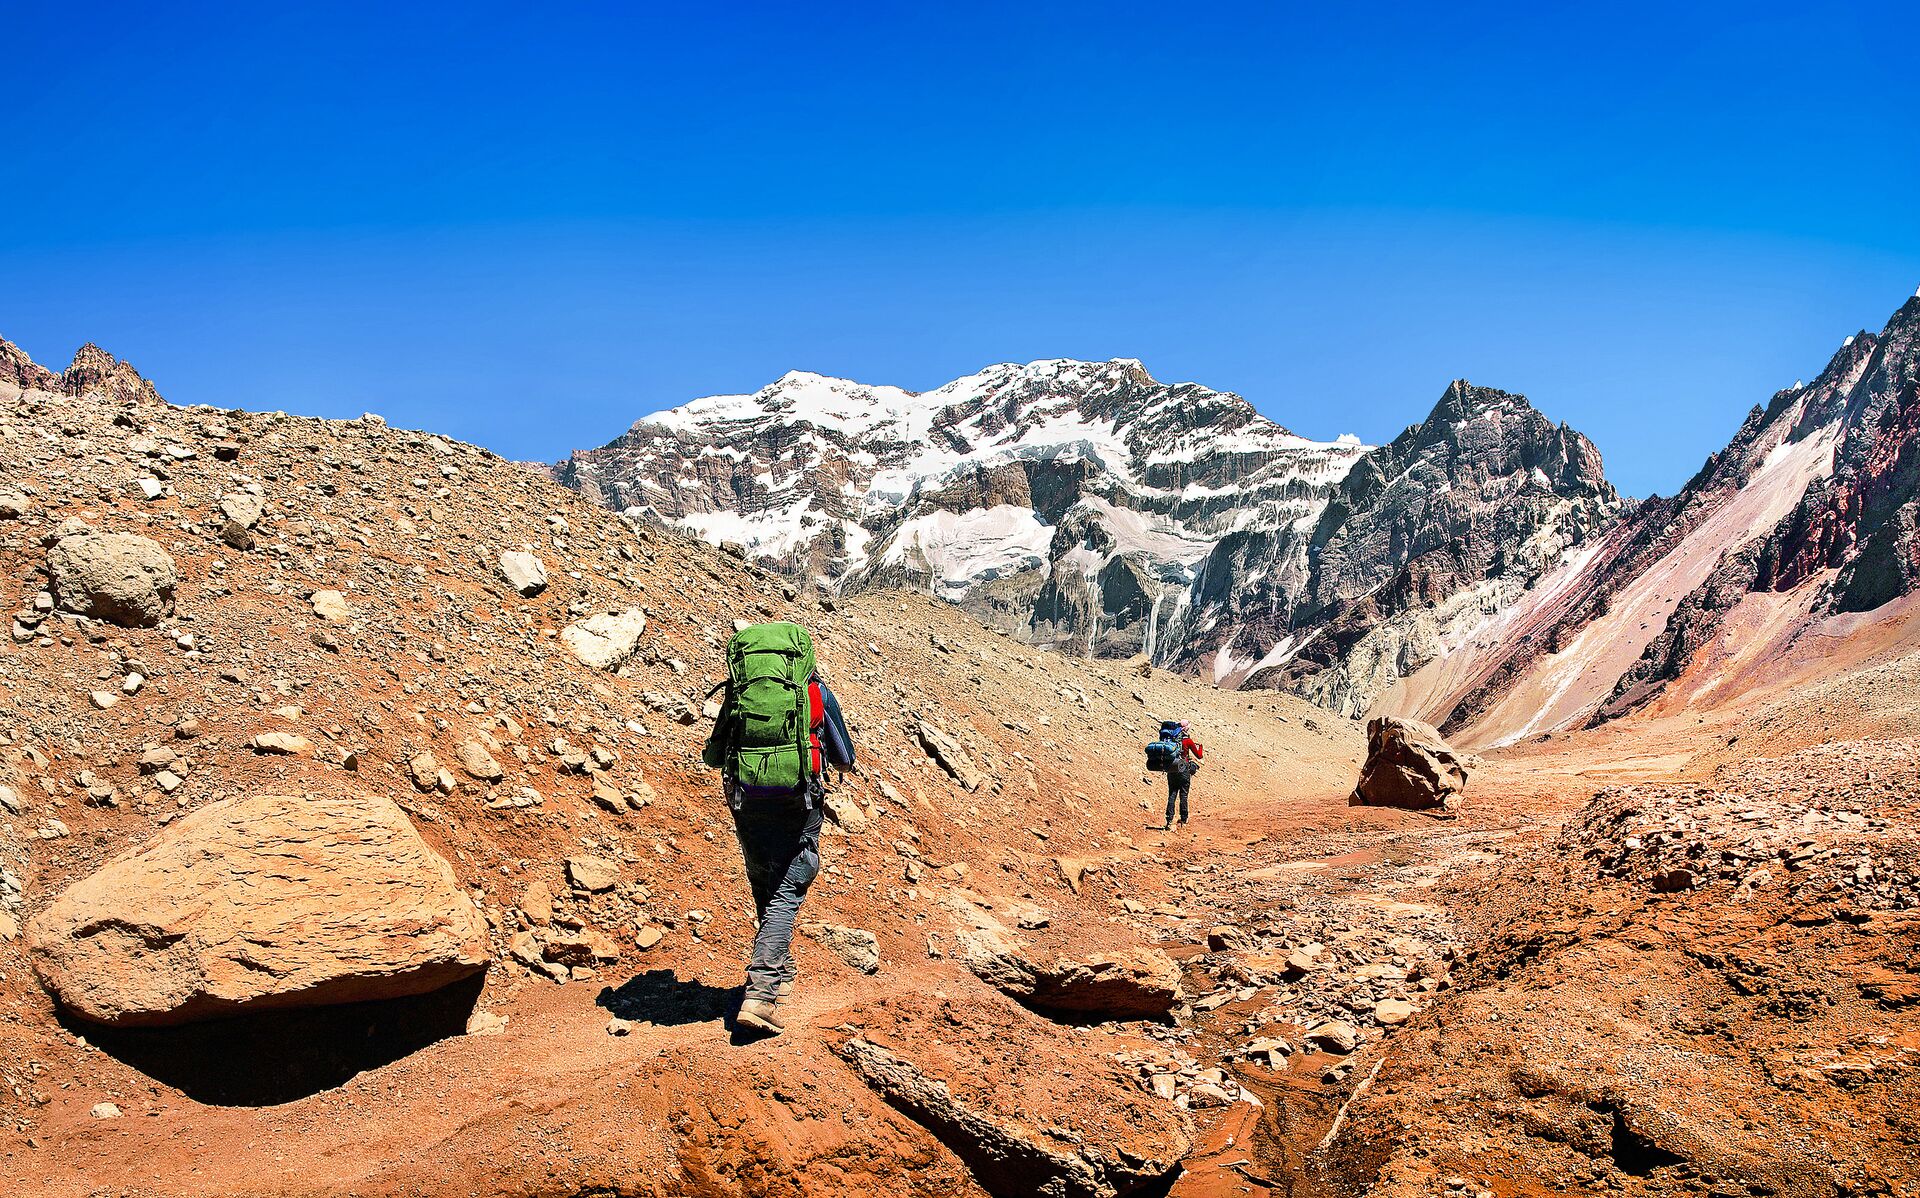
553, 357, 1637, 717
553, 358, 1373, 660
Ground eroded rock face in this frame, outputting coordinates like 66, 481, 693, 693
1351, 716, 1466, 813
46, 528, 177, 627
1022, 948, 1183, 1019
915, 720, 984, 791
27, 790, 489, 1026
832, 993, 1191, 1198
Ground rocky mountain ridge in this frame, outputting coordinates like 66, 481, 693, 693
554, 361, 1623, 717
1387, 291, 1920, 746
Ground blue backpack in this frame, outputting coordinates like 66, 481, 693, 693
1144, 721, 1184, 772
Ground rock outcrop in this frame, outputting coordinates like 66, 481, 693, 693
969, 943, 1183, 1021
1351, 716, 1466, 814
27, 791, 489, 1026
832, 994, 1191, 1198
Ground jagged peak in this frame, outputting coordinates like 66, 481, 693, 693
1427, 379, 1544, 429
1, 335, 162, 405
59, 342, 164, 406
1, 334, 59, 393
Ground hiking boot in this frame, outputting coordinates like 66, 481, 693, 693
775, 978, 794, 1000
737, 998, 784, 1036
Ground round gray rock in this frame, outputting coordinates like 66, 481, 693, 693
47, 530, 178, 627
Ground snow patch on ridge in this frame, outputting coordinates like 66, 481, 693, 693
882, 505, 1054, 593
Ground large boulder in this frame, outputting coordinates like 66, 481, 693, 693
1351, 715, 1467, 814
27, 790, 489, 1026
46, 528, 177, 626
561, 608, 648, 670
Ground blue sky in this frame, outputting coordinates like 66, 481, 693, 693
5, 2, 1918, 498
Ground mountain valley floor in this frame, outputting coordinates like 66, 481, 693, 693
3, 368, 1918, 1198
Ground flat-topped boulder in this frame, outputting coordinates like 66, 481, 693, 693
27, 790, 489, 1026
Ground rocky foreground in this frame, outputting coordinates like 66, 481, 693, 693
2, 344, 1918, 1197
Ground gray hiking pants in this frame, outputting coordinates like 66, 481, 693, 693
730, 785, 825, 1003
1165, 772, 1192, 825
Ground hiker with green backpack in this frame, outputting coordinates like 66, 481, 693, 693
701, 621, 855, 1036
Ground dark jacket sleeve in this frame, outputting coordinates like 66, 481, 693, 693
701, 692, 732, 769
816, 676, 856, 769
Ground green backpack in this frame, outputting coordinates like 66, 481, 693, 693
701, 621, 817, 798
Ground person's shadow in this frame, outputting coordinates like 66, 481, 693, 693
597, 968, 769, 1040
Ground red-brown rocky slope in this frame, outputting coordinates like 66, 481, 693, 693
0, 338, 1365, 1197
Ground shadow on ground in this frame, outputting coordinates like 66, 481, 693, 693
597, 969, 742, 1029
68, 972, 486, 1107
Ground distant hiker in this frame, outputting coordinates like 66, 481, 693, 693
701, 621, 855, 1036
1145, 719, 1203, 829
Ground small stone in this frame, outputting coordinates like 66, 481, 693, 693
518, 879, 554, 927
804, 923, 880, 974
219, 492, 265, 529
566, 854, 619, 893
407, 751, 440, 791
90, 690, 119, 710
822, 789, 867, 833
455, 741, 504, 781
605, 1017, 635, 1036
634, 925, 664, 950
1305, 1021, 1360, 1054
1283, 946, 1323, 977
498, 550, 549, 598
1374, 998, 1415, 1026
310, 590, 352, 622
91, 1102, 122, 1120
465, 1011, 508, 1036
1206, 925, 1254, 952
250, 732, 313, 756
560, 609, 647, 671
